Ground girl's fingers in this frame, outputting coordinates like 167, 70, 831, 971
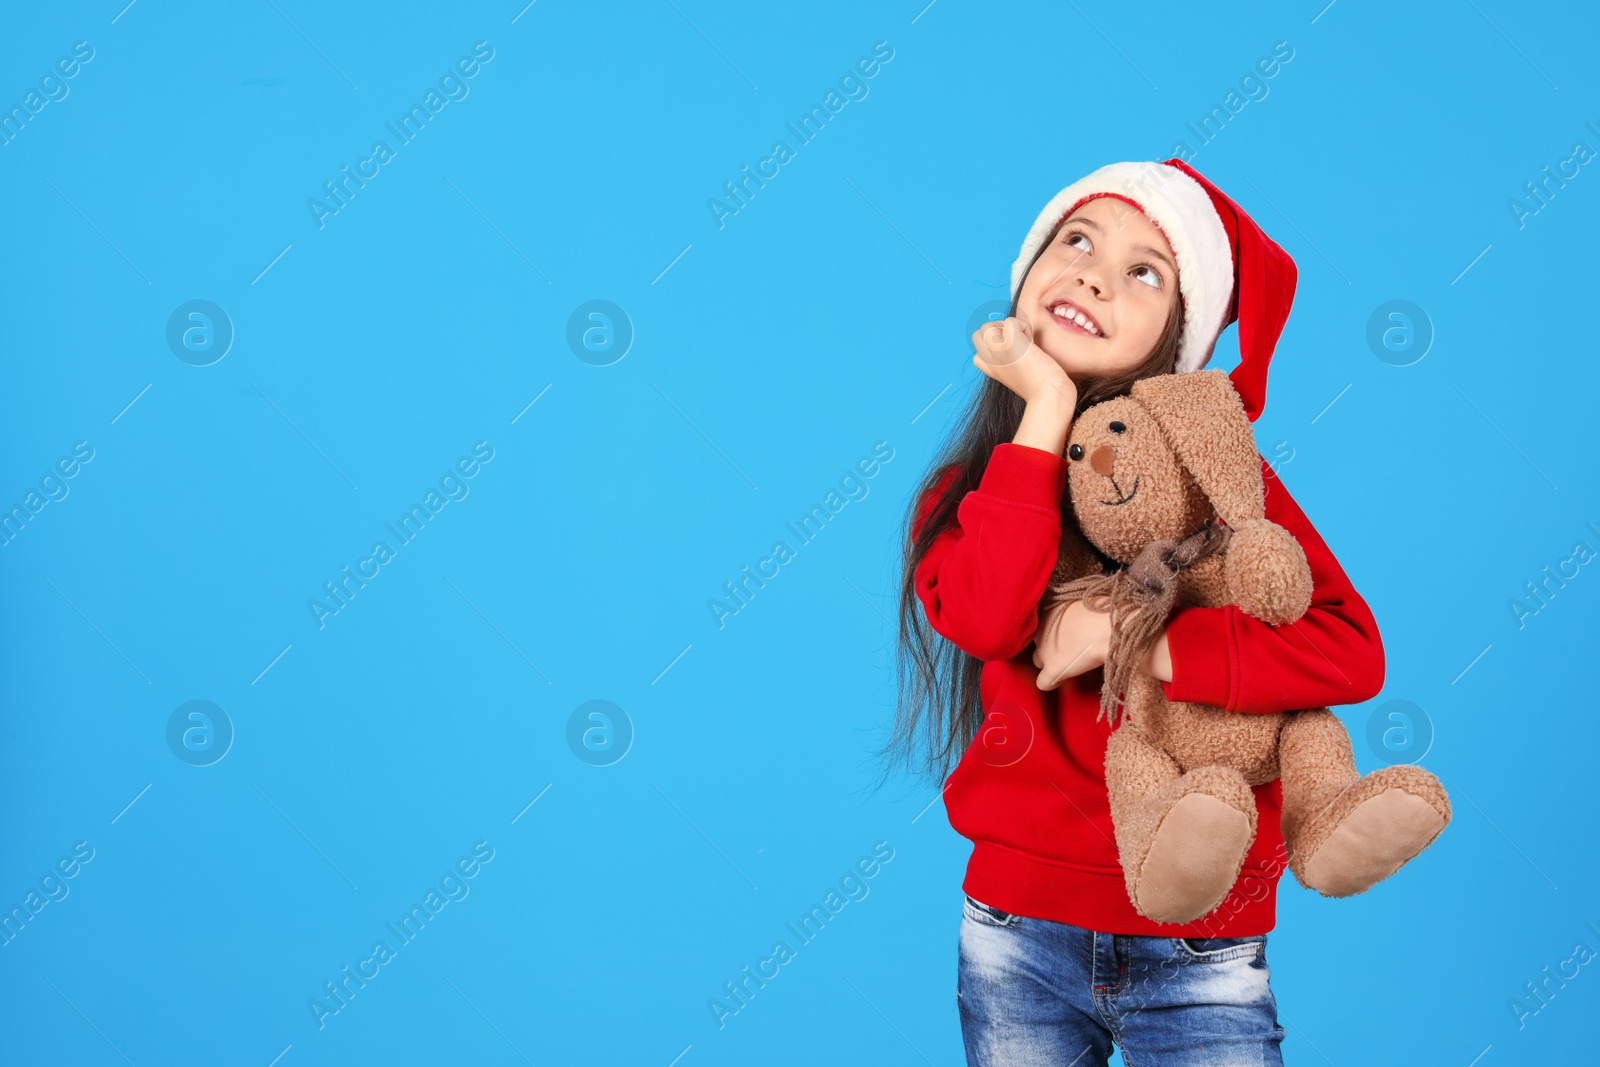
972, 327, 999, 365
972, 317, 1034, 368
983, 337, 1024, 368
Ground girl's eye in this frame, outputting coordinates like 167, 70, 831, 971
1062, 230, 1092, 253
1130, 265, 1163, 290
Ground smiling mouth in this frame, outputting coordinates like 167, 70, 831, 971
1100, 474, 1140, 506
1048, 300, 1104, 338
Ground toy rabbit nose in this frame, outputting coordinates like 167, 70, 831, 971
1089, 444, 1117, 477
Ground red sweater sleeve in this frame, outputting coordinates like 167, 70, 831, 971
913, 443, 1068, 663
1159, 457, 1385, 713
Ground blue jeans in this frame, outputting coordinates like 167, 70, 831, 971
957, 894, 1287, 1065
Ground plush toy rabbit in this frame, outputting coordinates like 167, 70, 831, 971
1037, 368, 1451, 925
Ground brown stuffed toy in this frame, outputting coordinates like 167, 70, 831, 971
1035, 368, 1451, 925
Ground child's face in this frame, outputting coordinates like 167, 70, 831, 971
1015, 196, 1180, 384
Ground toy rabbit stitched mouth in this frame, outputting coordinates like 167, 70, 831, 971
1034, 368, 1451, 925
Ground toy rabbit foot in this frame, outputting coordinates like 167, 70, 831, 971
1110, 725, 1261, 924
1288, 764, 1451, 898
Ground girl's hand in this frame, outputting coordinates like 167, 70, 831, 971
1032, 597, 1173, 690
971, 317, 1078, 413
1032, 596, 1113, 690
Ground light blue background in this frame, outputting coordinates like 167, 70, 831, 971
2, 1, 1596, 1063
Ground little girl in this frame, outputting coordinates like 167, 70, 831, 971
887, 159, 1386, 1065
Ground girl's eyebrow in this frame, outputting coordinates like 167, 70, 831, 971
1135, 245, 1178, 273
1064, 214, 1178, 274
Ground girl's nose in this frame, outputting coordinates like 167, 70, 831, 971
1090, 444, 1116, 477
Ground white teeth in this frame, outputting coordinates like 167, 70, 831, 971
1053, 304, 1098, 335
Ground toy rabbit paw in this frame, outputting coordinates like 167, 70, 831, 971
1222, 517, 1312, 626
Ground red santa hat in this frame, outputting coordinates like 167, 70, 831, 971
1008, 158, 1296, 422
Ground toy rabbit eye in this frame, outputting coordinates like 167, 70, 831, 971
1068, 444, 1084, 461
1109, 421, 1127, 434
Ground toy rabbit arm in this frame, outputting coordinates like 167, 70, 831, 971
1159, 457, 1385, 714
913, 444, 1070, 663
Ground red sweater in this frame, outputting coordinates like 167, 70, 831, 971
914, 442, 1385, 936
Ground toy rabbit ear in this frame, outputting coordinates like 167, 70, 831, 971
1129, 369, 1264, 528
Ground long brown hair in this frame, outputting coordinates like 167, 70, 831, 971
875, 215, 1187, 788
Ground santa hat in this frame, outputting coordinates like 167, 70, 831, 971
1008, 159, 1296, 422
